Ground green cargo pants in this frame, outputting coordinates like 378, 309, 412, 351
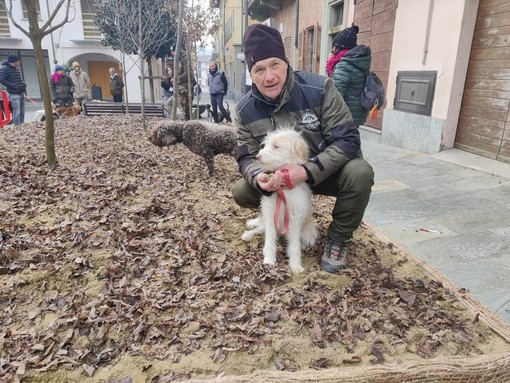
232, 158, 374, 242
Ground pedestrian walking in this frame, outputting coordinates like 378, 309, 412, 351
50, 65, 75, 107
69, 61, 90, 106
327, 25, 372, 127
161, 67, 174, 117
207, 60, 232, 123
109, 68, 124, 102
0, 54, 27, 125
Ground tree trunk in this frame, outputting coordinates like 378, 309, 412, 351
186, 45, 193, 120
139, 58, 146, 125
32, 38, 57, 166
23, 0, 57, 166
148, 60, 155, 103
172, 0, 185, 120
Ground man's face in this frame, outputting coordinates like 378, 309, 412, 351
250, 57, 288, 101
208, 62, 217, 71
11, 61, 20, 68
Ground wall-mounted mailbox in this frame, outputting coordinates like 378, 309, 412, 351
394, 71, 437, 116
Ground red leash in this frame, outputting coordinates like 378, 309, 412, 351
24, 94, 38, 105
273, 170, 293, 235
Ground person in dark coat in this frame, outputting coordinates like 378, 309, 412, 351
161, 67, 174, 117
165, 44, 192, 120
329, 25, 372, 127
50, 65, 75, 107
109, 68, 124, 102
207, 60, 232, 123
0, 54, 27, 125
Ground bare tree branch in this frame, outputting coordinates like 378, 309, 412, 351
8, 0, 73, 38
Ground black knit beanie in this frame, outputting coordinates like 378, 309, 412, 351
243, 24, 287, 71
7, 54, 20, 63
332, 25, 359, 50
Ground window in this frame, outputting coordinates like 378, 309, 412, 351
301, 23, 321, 73
328, 0, 345, 38
225, 13, 233, 42
306, 27, 314, 72
0, 0, 10, 37
328, 1, 345, 50
284, 36, 292, 65
81, 0, 101, 40
330, 1, 344, 31
22, 1, 41, 20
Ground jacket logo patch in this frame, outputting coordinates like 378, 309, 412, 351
301, 112, 318, 124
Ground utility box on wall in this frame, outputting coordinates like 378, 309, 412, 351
394, 71, 437, 116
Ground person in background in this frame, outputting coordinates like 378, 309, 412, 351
328, 25, 372, 127
165, 44, 192, 120
232, 24, 374, 274
69, 61, 90, 106
0, 54, 27, 125
109, 68, 124, 103
194, 82, 202, 97
207, 60, 232, 124
50, 65, 75, 107
161, 67, 174, 117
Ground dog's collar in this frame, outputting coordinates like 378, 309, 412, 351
283, 170, 293, 189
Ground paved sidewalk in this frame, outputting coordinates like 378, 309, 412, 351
361, 140, 510, 324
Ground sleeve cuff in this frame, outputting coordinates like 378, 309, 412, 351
302, 165, 314, 185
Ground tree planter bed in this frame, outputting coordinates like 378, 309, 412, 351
1, 115, 509, 383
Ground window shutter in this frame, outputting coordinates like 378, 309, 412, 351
297, 31, 304, 71
313, 22, 321, 73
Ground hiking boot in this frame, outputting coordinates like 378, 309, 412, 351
320, 237, 349, 274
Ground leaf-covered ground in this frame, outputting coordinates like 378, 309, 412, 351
1, 116, 509, 383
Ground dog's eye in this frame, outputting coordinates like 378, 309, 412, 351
260, 143, 265, 149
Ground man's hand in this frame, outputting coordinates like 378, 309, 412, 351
278, 163, 308, 187
256, 171, 283, 192
256, 164, 308, 192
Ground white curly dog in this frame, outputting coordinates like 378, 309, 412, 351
242, 129, 317, 273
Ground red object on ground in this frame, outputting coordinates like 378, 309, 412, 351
0, 91, 11, 127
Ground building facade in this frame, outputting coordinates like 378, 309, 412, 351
0, 0, 158, 103
214, 0, 509, 164
211, 0, 245, 100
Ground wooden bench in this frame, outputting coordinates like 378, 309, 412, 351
82, 101, 164, 117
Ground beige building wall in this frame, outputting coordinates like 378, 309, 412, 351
216, 0, 244, 100
381, 0, 479, 152
298, 0, 324, 72
268, 0, 298, 67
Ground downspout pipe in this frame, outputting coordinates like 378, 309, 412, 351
294, 0, 299, 50
422, 0, 434, 65
243, 0, 248, 94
